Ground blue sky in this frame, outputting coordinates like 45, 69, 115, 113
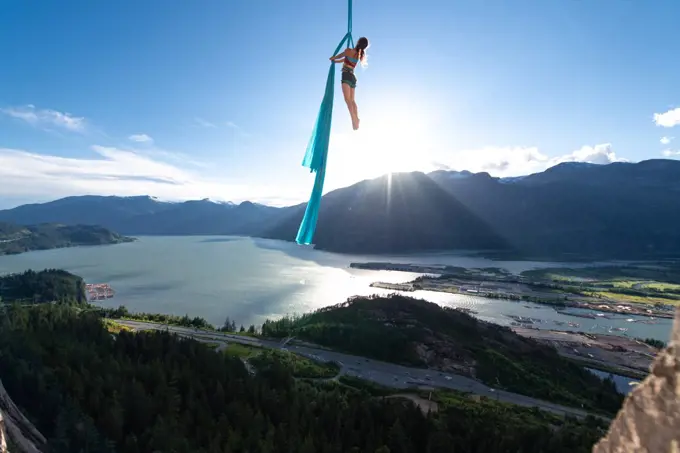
1, 0, 679, 208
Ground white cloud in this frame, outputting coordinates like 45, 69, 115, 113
226, 121, 239, 129
0, 104, 86, 132
435, 143, 626, 177
559, 143, 625, 165
128, 133, 153, 144
662, 149, 680, 157
440, 146, 548, 176
654, 107, 680, 128
661, 136, 673, 145
0, 145, 301, 207
194, 117, 216, 128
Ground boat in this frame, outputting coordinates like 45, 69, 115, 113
609, 327, 628, 332
555, 309, 597, 319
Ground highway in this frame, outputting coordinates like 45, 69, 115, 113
114, 319, 607, 420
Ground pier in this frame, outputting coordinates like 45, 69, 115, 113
369, 282, 415, 292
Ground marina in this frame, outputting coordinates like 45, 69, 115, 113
502, 311, 652, 333
504, 314, 581, 329
86, 283, 115, 301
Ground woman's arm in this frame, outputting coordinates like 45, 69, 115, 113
329, 49, 348, 62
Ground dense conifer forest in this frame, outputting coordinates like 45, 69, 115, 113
0, 269, 86, 304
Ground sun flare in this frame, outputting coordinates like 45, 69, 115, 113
327, 103, 435, 189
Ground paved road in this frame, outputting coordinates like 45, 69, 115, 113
114, 319, 607, 420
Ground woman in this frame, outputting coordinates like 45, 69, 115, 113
330, 37, 369, 130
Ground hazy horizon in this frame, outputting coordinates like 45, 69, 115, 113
3, 158, 671, 210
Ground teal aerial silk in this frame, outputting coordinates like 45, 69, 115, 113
296, 0, 354, 245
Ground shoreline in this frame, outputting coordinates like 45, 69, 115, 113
352, 262, 677, 320
0, 236, 136, 257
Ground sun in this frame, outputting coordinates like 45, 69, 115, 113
327, 103, 435, 188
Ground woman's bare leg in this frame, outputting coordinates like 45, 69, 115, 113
342, 83, 359, 130
349, 87, 359, 130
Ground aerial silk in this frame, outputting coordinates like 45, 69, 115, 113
295, 0, 354, 245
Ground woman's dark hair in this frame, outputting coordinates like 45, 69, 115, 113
355, 37, 369, 66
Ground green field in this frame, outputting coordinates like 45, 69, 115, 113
103, 319, 134, 334
225, 344, 340, 379
594, 290, 680, 306
338, 375, 397, 396
254, 349, 340, 379
223, 343, 261, 358
521, 265, 680, 306
639, 282, 680, 292
427, 389, 598, 427
522, 264, 680, 284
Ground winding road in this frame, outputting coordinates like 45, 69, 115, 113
114, 319, 609, 420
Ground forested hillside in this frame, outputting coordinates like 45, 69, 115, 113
262, 294, 624, 414
0, 269, 86, 304
0, 303, 608, 453
0, 221, 134, 256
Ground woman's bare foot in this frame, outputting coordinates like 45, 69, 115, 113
352, 115, 359, 130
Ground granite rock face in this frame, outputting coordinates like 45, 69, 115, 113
593, 308, 680, 453
1, 410, 7, 453
0, 379, 45, 453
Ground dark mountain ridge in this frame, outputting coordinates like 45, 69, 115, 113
428, 159, 680, 258
1, 159, 679, 258
0, 195, 170, 232
120, 199, 283, 236
0, 196, 283, 237
260, 172, 507, 254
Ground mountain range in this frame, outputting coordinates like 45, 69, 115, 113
1, 159, 679, 258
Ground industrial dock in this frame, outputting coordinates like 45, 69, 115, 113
86, 283, 115, 301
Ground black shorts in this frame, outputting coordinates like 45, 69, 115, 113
341, 69, 357, 89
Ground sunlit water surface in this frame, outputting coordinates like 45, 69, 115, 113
0, 236, 673, 342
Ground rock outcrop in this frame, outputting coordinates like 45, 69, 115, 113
593, 308, 680, 453
0, 380, 46, 453
1, 410, 7, 453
